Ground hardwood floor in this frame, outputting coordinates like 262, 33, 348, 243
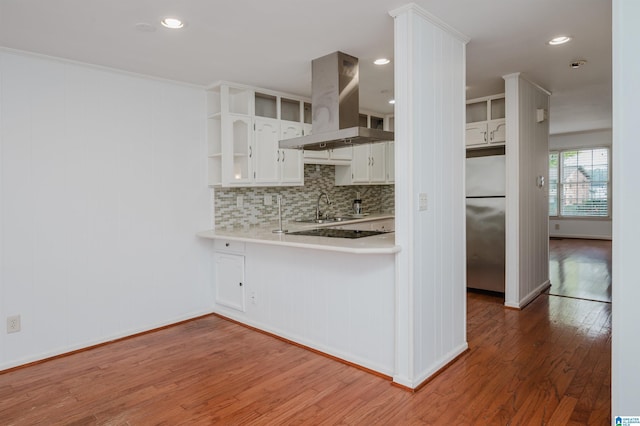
0, 290, 610, 425
548, 238, 612, 303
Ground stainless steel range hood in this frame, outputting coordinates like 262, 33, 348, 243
279, 51, 394, 151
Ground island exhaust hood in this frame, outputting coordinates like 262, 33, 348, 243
278, 51, 394, 151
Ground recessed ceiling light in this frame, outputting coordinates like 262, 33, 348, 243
548, 36, 571, 45
388, 99, 396, 104
161, 17, 184, 29
374, 58, 391, 65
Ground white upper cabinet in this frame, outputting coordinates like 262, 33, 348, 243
334, 113, 391, 186
279, 122, 304, 183
465, 94, 506, 148
207, 83, 393, 187
386, 142, 395, 183
352, 145, 371, 182
206, 83, 305, 187
357, 143, 387, 183
253, 117, 280, 183
225, 114, 253, 185
207, 86, 253, 186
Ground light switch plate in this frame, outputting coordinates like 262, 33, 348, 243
236, 195, 244, 208
264, 195, 272, 206
418, 193, 428, 211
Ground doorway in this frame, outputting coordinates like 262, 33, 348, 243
547, 238, 612, 303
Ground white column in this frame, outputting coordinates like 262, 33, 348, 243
503, 73, 551, 309
390, 4, 469, 388
612, 0, 640, 416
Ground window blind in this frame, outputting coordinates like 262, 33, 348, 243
550, 148, 609, 218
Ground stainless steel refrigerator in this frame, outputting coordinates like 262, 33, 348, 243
466, 147, 506, 293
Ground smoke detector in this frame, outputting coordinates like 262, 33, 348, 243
570, 59, 587, 69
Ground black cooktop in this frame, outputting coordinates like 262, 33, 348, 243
287, 228, 386, 239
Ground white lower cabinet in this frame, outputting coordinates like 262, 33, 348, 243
214, 251, 246, 312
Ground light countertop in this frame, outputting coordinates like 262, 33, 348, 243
197, 214, 399, 255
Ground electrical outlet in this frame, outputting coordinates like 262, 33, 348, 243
554, 223, 560, 230
250, 291, 258, 305
236, 195, 244, 208
7, 315, 21, 333
264, 195, 272, 206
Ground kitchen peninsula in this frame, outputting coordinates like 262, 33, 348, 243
201, 74, 397, 376
197, 214, 397, 254
197, 215, 398, 376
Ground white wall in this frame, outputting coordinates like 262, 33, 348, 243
612, 0, 640, 416
549, 129, 612, 239
0, 51, 212, 370
391, 4, 468, 388
504, 74, 551, 308
213, 243, 396, 375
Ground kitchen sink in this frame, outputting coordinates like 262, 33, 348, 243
295, 216, 354, 224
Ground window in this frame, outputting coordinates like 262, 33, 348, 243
548, 152, 559, 216
549, 148, 610, 217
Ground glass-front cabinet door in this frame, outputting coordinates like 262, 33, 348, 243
226, 115, 252, 184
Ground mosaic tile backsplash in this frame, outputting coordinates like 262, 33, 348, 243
214, 164, 395, 229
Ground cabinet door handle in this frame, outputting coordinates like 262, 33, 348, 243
490, 130, 495, 141
239, 282, 243, 287
282, 150, 285, 162
371, 157, 375, 166
225, 243, 230, 247
276, 150, 280, 162
483, 132, 487, 142
249, 146, 253, 158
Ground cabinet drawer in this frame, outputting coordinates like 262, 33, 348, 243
214, 239, 246, 253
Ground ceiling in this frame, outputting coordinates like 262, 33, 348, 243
0, 0, 611, 134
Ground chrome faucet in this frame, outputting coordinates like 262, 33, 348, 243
316, 192, 332, 220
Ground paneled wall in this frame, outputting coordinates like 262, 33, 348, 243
504, 74, 551, 308
612, 0, 640, 414
214, 243, 396, 375
549, 129, 612, 239
0, 51, 211, 370
391, 4, 468, 388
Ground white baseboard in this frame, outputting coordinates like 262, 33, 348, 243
394, 342, 469, 389
0, 309, 214, 372
212, 307, 395, 377
517, 280, 551, 309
